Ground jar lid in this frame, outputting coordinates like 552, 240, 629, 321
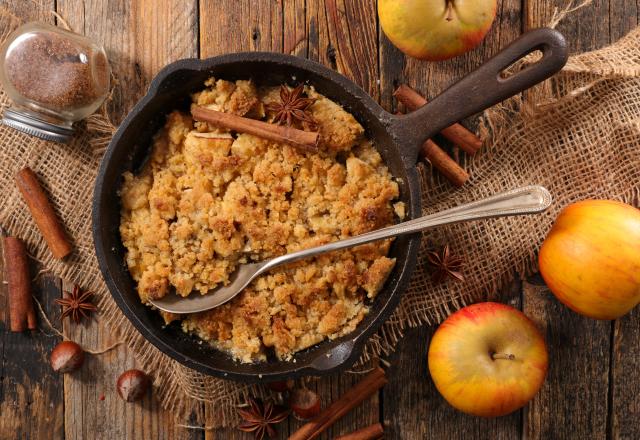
2, 107, 73, 143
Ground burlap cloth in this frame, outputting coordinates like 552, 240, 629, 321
1, 6, 639, 429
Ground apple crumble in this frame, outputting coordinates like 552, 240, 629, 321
119, 78, 405, 363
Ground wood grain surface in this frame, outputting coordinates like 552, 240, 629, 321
1, 1, 639, 439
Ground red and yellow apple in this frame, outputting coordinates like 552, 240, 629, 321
539, 200, 640, 320
428, 302, 548, 417
378, 0, 498, 61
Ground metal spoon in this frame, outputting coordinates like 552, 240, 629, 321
150, 185, 552, 314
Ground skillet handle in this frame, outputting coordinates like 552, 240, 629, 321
388, 28, 568, 167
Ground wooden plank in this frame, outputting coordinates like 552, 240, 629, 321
381, 265, 522, 439
380, 0, 522, 170
0, 1, 66, 439
205, 374, 382, 440
57, 0, 199, 122
0, 0, 55, 22
525, 0, 610, 51
306, 0, 379, 98
199, 0, 284, 56
199, 1, 284, 437
606, 4, 640, 438
609, 0, 639, 41
0, 3, 67, 440
298, 0, 380, 438
522, 281, 611, 439
206, 372, 382, 440
0, 235, 65, 440
601, 5, 639, 439
397, 0, 523, 114
60, 278, 202, 440
51, 1, 201, 439
293, 1, 381, 437
522, 2, 639, 439
381, 1, 523, 437
292, 373, 381, 439
200, 2, 381, 438
610, 307, 640, 439
383, 326, 521, 440
378, 23, 405, 114
283, 0, 307, 57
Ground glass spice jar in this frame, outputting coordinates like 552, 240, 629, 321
0, 22, 110, 143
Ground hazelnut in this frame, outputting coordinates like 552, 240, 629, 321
50, 341, 85, 373
289, 387, 321, 420
116, 369, 151, 402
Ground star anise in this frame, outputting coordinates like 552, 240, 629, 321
426, 244, 465, 284
55, 284, 98, 324
237, 397, 290, 440
265, 84, 317, 128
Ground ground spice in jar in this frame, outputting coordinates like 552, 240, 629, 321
5, 31, 109, 110
0, 22, 110, 143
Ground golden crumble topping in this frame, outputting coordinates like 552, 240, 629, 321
119, 78, 405, 363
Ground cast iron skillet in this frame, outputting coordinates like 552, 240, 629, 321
93, 28, 567, 382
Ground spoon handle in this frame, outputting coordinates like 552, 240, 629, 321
262, 186, 552, 272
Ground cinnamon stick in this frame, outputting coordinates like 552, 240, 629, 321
288, 367, 388, 440
394, 84, 483, 155
3, 236, 37, 332
15, 168, 73, 259
421, 138, 469, 187
395, 111, 468, 187
335, 423, 384, 440
191, 106, 319, 152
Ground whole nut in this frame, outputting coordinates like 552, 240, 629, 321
289, 387, 321, 420
50, 341, 85, 373
116, 369, 150, 402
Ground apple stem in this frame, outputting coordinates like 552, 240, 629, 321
445, 0, 454, 21
491, 353, 516, 361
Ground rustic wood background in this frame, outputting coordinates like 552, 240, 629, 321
1, 1, 639, 439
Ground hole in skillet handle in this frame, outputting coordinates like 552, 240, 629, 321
499, 49, 544, 80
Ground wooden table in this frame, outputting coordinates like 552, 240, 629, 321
1, 1, 639, 439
